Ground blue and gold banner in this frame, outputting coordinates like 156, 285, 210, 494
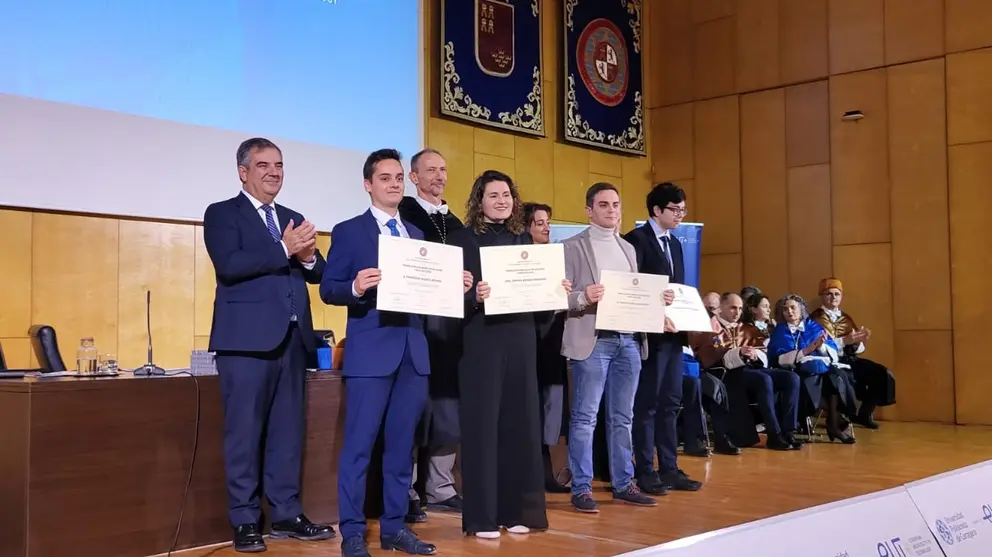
562, 1, 645, 155
440, 0, 544, 136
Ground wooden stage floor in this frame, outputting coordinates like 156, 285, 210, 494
169, 422, 992, 557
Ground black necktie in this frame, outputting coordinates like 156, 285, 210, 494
660, 236, 674, 272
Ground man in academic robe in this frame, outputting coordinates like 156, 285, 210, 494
398, 148, 465, 519
692, 293, 803, 451
809, 278, 896, 429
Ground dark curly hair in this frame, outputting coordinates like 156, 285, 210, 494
464, 170, 525, 234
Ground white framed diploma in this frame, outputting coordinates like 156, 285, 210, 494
595, 270, 668, 333
479, 243, 568, 315
375, 235, 464, 318
667, 283, 715, 332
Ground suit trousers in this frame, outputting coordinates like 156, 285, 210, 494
216, 323, 306, 527
632, 340, 684, 477
338, 343, 428, 540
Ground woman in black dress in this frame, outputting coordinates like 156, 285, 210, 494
448, 170, 570, 539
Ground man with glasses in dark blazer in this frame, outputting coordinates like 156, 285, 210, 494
622, 182, 704, 495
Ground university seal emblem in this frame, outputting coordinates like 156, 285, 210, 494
576, 18, 629, 107
475, 0, 515, 77
419, 247, 428, 257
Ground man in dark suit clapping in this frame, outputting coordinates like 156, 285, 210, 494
203, 137, 333, 552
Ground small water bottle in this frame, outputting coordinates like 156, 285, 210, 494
77, 337, 97, 374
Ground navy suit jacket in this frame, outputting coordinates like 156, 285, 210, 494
203, 192, 326, 354
319, 210, 431, 378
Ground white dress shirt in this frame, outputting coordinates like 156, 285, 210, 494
414, 195, 449, 216
351, 206, 408, 297
241, 190, 317, 270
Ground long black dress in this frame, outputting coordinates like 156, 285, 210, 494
448, 223, 548, 534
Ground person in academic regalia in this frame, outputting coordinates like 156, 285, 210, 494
809, 278, 896, 429
523, 201, 570, 494
447, 170, 571, 539
767, 294, 858, 444
398, 148, 465, 520
742, 293, 775, 344
692, 293, 803, 452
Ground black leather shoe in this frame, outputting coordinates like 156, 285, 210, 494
660, 469, 703, 491
341, 535, 372, 557
635, 472, 670, 496
381, 528, 437, 555
783, 432, 804, 449
233, 523, 266, 553
270, 514, 335, 541
766, 434, 793, 451
426, 494, 463, 513
405, 499, 428, 523
713, 439, 742, 455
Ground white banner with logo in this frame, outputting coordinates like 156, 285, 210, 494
616, 488, 941, 557
906, 459, 992, 555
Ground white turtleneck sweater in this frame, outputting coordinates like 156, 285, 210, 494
589, 222, 631, 275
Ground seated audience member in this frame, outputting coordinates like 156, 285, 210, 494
692, 293, 802, 451
768, 295, 858, 444
809, 278, 896, 429
740, 285, 763, 302
679, 341, 738, 456
702, 292, 721, 317
524, 201, 570, 493
742, 293, 775, 342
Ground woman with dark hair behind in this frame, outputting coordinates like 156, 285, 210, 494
742, 293, 776, 342
447, 171, 571, 538
523, 201, 570, 493
767, 294, 858, 443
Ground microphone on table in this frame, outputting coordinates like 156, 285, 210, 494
133, 290, 166, 376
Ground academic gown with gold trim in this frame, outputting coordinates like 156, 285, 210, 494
809, 308, 896, 407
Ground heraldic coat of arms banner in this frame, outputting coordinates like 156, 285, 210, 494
440, 0, 544, 136
563, 1, 645, 155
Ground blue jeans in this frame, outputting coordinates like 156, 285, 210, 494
568, 332, 641, 495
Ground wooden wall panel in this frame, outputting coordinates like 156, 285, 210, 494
785, 81, 830, 168
829, 69, 890, 246
0, 210, 32, 338
949, 142, 992, 425
551, 145, 591, 223
779, 0, 829, 84
117, 221, 195, 370
828, 0, 885, 75
883, 0, 945, 65
32, 214, 120, 369
887, 59, 953, 331
693, 96, 741, 255
893, 331, 956, 423
693, 17, 737, 100
786, 164, 832, 305
650, 104, 695, 182
833, 243, 895, 372
700, 254, 744, 297
193, 226, 215, 339
946, 48, 992, 146
740, 90, 789, 299
735, 0, 780, 93
945, 0, 992, 53
0, 337, 32, 369
692, 0, 734, 24
650, 0, 694, 107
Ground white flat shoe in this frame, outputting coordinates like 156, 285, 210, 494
475, 531, 501, 539
504, 525, 530, 534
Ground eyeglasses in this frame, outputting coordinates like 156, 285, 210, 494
664, 206, 688, 216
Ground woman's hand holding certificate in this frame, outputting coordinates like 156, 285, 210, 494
594, 270, 669, 333
478, 243, 569, 315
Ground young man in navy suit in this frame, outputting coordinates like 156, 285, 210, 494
203, 137, 334, 552
622, 182, 704, 495
322, 149, 470, 557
